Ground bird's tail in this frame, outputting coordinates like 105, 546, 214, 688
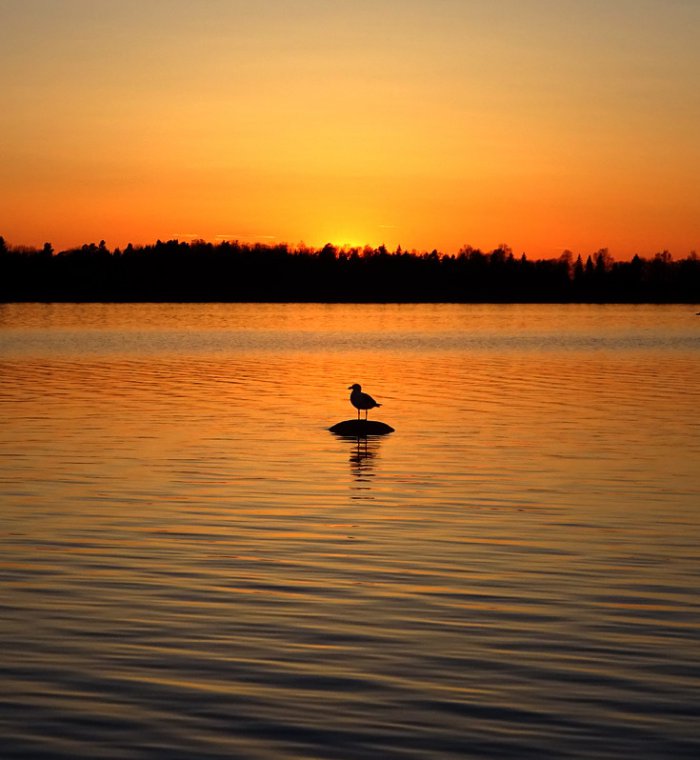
376, 403, 382, 407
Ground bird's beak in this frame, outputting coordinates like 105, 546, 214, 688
347, 385, 353, 389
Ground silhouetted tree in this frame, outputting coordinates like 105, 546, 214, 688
0, 235, 698, 302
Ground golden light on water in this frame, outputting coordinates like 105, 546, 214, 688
2, 303, 699, 757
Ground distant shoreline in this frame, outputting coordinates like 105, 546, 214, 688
2, 238, 698, 304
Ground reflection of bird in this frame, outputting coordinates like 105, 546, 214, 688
348, 383, 381, 420
349, 435, 378, 490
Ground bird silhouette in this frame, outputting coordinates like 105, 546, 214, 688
348, 383, 381, 420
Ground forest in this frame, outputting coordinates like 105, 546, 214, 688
1, 236, 698, 303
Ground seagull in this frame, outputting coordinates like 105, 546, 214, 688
348, 383, 381, 420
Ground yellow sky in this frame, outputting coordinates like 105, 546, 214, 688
2, 0, 700, 257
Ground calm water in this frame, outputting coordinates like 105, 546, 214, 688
1, 303, 699, 760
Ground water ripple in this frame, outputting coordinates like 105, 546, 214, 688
1, 304, 699, 759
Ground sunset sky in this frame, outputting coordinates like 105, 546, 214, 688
3, 0, 700, 258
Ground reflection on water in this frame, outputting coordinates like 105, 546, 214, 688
0, 303, 699, 760
344, 435, 382, 496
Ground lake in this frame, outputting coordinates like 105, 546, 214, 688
1, 303, 699, 759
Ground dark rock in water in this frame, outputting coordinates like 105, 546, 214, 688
329, 419, 395, 436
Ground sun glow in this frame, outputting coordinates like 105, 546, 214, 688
329, 237, 365, 251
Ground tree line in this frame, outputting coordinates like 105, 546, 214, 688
1, 236, 698, 302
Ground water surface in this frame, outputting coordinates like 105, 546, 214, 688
1, 303, 699, 759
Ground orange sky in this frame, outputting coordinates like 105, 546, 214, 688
3, 0, 700, 258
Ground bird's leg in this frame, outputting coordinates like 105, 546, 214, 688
357, 408, 360, 420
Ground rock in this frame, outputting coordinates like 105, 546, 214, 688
329, 419, 395, 436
